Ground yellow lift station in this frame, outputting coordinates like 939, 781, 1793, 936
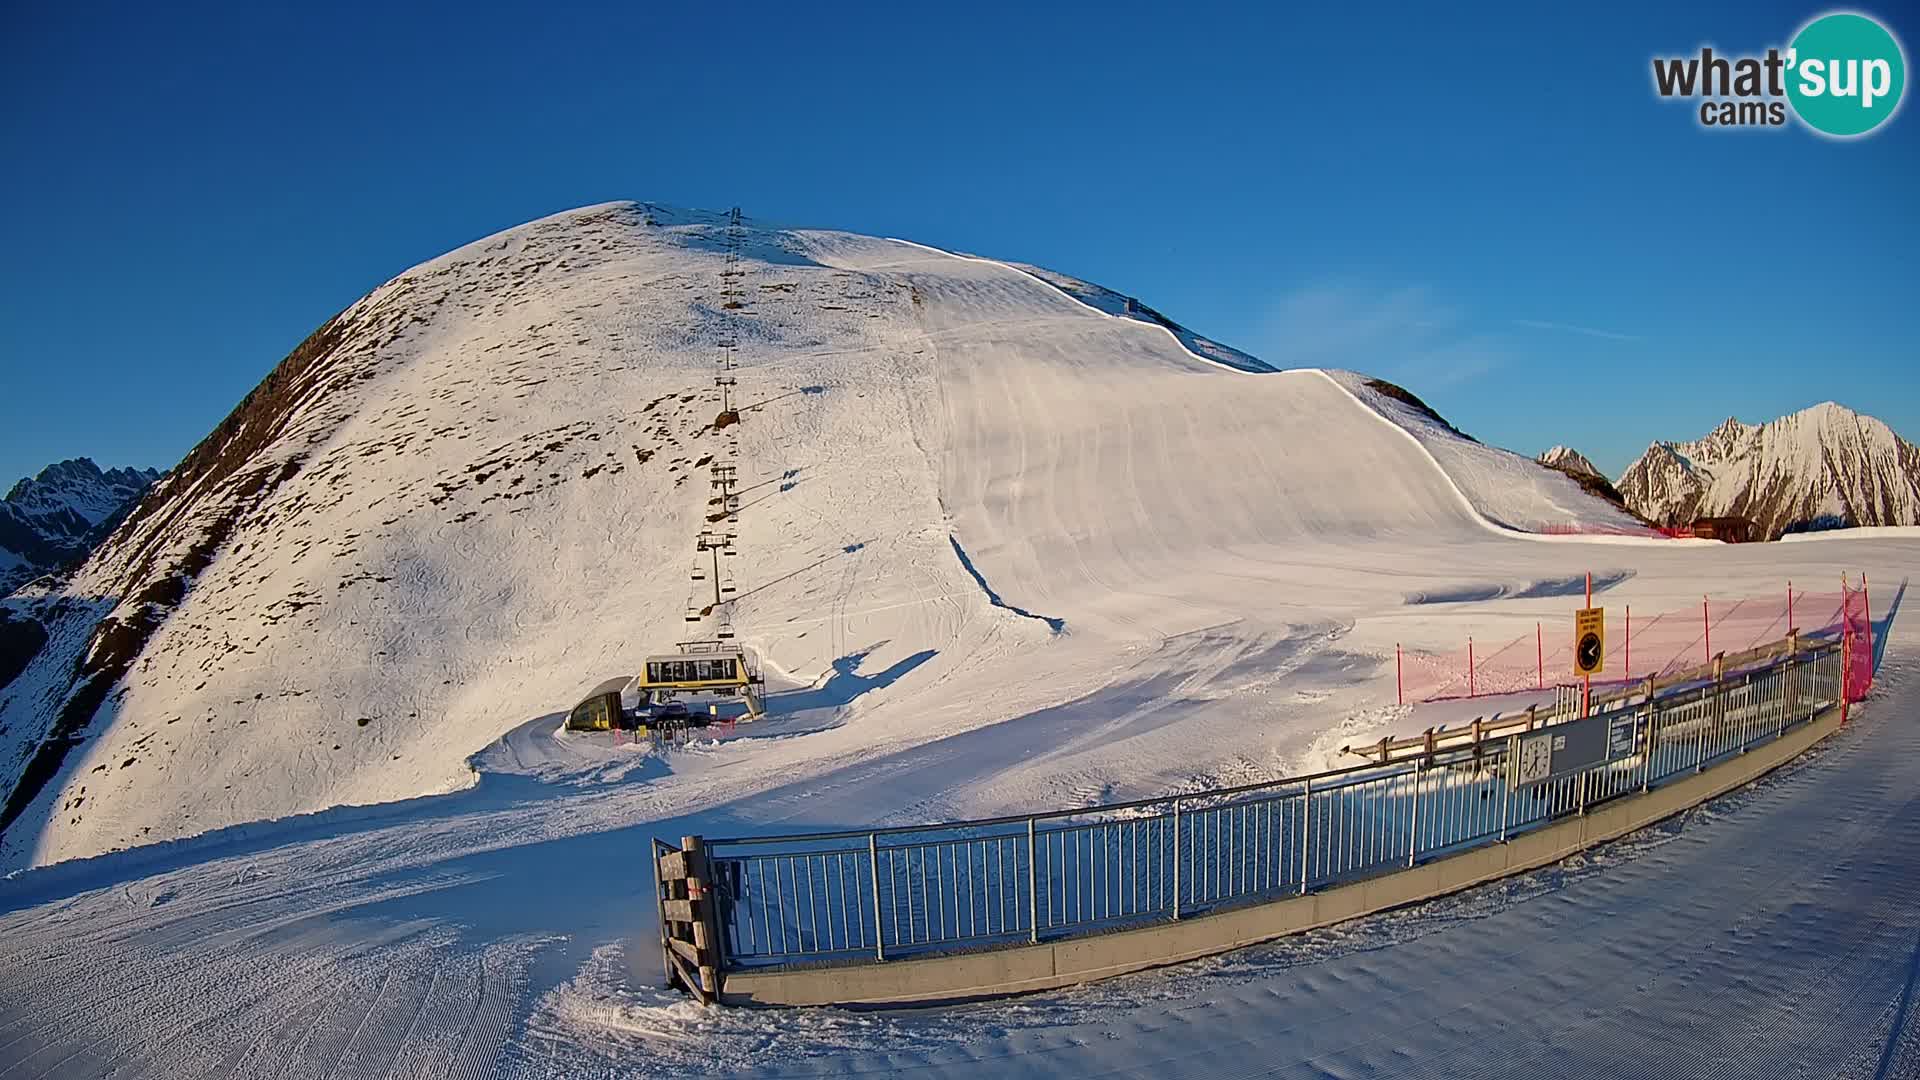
565, 643, 765, 733
640, 641, 765, 717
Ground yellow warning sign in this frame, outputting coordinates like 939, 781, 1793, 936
1574, 607, 1605, 676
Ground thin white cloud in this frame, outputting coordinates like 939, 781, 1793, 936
1512, 318, 1641, 343
1258, 283, 1509, 386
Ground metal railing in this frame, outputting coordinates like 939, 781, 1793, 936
671, 640, 1845, 974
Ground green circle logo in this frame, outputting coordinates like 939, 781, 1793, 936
1787, 12, 1907, 137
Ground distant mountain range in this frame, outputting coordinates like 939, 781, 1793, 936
1602, 403, 1918, 539
0, 459, 160, 594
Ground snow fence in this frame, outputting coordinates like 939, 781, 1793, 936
654, 636, 1855, 1005
1397, 580, 1876, 705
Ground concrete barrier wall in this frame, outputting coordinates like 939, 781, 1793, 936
718, 704, 1843, 1006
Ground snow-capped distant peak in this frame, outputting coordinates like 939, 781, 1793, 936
1537, 445, 1602, 479
1618, 402, 1920, 537
1, 457, 161, 594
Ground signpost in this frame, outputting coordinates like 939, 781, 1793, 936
1574, 608, 1605, 675
1509, 709, 1637, 790
1574, 602, 1605, 716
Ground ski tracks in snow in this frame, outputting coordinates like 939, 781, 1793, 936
0, 860, 541, 1080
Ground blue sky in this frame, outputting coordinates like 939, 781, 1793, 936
1, 0, 1913, 487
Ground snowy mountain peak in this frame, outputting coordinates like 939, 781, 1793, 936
1618, 402, 1920, 537
0, 200, 1645, 869
1537, 445, 1602, 479
1, 457, 160, 594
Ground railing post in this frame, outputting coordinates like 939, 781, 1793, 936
1576, 767, 1588, 816
1642, 691, 1658, 794
1407, 762, 1422, 867
1738, 670, 1754, 753
1172, 799, 1183, 920
1298, 779, 1311, 895
1499, 735, 1513, 842
868, 833, 885, 961
1026, 817, 1039, 942
1774, 630, 1789, 730
1702, 656, 1724, 773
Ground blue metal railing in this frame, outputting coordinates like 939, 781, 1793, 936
671, 641, 1842, 974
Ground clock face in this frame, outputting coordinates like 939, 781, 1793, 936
1516, 733, 1553, 786
1577, 632, 1603, 673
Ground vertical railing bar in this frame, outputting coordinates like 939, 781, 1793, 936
1172, 799, 1183, 920
1408, 763, 1422, 867
775, 856, 790, 958
802, 854, 816, 955
756, 859, 771, 959
1300, 779, 1312, 893
844, 852, 857, 953
1026, 817, 1039, 942
888, 843, 902, 951
931, 843, 944, 943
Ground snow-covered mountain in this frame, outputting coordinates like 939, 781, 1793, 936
0, 202, 1645, 869
0, 458, 160, 594
1538, 446, 1601, 479
1533, 444, 1642, 517
1616, 404, 1920, 538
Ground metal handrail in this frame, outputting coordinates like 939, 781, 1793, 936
705, 639, 1839, 849
671, 637, 1847, 981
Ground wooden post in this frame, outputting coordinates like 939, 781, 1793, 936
652, 841, 676, 991
657, 835, 723, 1005
687, 836, 723, 1000
1625, 606, 1631, 681
1536, 623, 1543, 690
1468, 637, 1475, 699
1396, 644, 1403, 706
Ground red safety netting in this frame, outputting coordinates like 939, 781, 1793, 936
1842, 583, 1875, 704
1398, 582, 1871, 704
1533, 522, 1667, 538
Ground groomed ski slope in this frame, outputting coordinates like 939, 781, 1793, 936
2, 203, 1642, 870
0, 562, 1906, 1078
